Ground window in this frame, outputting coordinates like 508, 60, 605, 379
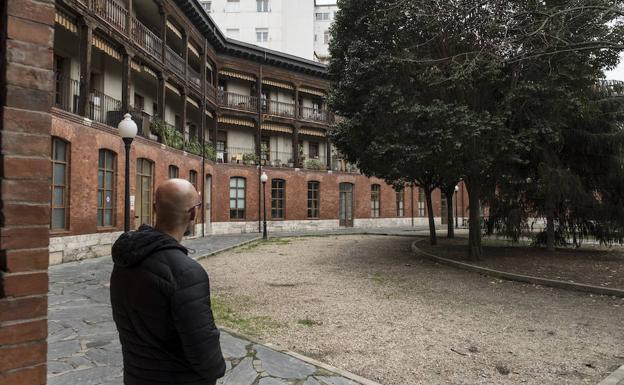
225, 0, 240, 13
307, 181, 320, 218
229, 177, 246, 219
257, 0, 269, 12
136, 158, 154, 227
226, 28, 240, 39
168, 165, 179, 179
315, 12, 329, 20
324, 30, 330, 44
309, 142, 319, 159
418, 187, 426, 217
189, 170, 198, 190
134, 93, 144, 111
371, 184, 380, 218
256, 28, 269, 42
200, 0, 211, 13
396, 189, 405, 217
271, 179, 285, 219
97, 150, 116, 227
51, 138, 70, 230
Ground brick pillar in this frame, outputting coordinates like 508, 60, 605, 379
0, 0, 55, 384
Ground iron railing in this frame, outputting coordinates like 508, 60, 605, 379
301, 106, 332, 124
263, 150, 295, 167
188, 65, 201, 90
264, 99, 295, 118
87, 89, 122, 126
217, 90, 258, 113
54, 74, 80, 114
131, 17, 162, 61
165, 46, 185, 79
217, 146, 258, 164
93, 0, 128, 34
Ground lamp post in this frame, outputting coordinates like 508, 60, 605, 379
118, 113, 137, 232
260, 171, 268, 239
454, 185, 459, 229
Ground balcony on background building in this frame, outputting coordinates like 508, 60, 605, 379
131, 17, 163, 61
54, 73, 80, 114
165, 46, 186, 79
217, 146, 259, 165
187, 65, 201, 91
93, 0, 128, 34
301, 106, 333, 124
263, 99, 295, 118
217, 90, 258, 113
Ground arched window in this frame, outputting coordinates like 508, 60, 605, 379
307, 181, 320, 218
51, 137, 70, 230
271, 179, 285, 219
396, 188, 405, 217
189, 170, 198, 190
229, 177, 246, 219
136, 158, 154, 227
97, 149, 117, 227
371, 184, 381, 218
168, 165, 179, 179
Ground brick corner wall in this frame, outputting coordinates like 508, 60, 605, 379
0, 0, 55, 384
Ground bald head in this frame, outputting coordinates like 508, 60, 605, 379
154, 179, 200, 239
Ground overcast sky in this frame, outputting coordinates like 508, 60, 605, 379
605, 54, 624, 80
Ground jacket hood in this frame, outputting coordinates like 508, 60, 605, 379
112, 225, 187, 267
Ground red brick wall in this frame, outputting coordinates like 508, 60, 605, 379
0, 0, 54, 384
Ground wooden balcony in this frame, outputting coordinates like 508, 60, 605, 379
131, 17, 162, 61
301, 106, 332, 124
217, 90, 258, 113
188, 66, 201, 91
264, 99, 295, 118
92, 0, 128, 34
165, 46, 185, 79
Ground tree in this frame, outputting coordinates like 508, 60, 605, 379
329, 0, 624, 259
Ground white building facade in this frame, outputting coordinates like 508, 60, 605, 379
201, 0, 315, 60
313, 0, 338, 63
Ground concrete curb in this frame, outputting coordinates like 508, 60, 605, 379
192, 236, 262, 261
219, 326, 384, 385
598, 364, 624, 385
411, 240, 624, 298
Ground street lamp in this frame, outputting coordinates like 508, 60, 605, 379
454, 185, 459, 229
118, 113, 137, 232
260, 171, 268, 239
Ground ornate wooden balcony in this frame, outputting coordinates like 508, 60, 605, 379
264, 99, 295, 118
92, 0, 128, 34
301, 106, 332, 124
165, 46, 186, 79
187, 66, 201, 91
131, 17, 162, 61
217, 90, 258, 113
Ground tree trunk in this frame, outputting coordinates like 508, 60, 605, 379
425, 188, 437, 246
445, 189, 455, 239
466, 182, 482, 261
546, 213, 555, 252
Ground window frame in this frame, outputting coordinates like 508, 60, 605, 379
271, 179, 285, 220
225, 0, 240, 13
189, 170, 198, 190
51, 137, 70, 231
229, 177, 246, 219
136, 158, 155, 227
97, 149, 117, 228
256, 0, 269, 12
371, 184, 381, 218
168, 165, 179, 179
396, 189, 405, 217
307, 181, 320, 219
256, 28, 269, 42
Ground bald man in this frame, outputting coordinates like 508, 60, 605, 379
110, 179, 226, 385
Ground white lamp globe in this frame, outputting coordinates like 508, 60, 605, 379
118, 113, 138, 139
260, 172, 268, 183
454, 185, 459, 192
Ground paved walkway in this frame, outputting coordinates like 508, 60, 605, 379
48, 232, 395, 385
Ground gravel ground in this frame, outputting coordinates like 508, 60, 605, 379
201, 235, 624, 385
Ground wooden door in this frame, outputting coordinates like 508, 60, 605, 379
339, 183, 354, 227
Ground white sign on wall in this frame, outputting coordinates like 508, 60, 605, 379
130, 195, 135, 210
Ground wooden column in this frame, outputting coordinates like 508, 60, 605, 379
183, 33, 189, 79
200, 40, 207, 143
126, 0, 133, 35
294, 86, 300, 119
256, 68, 263, 158
77, 19, 93, 117
121, 49, 133, 112
326, 138, 332, 169
293, 124, 300, 167
181, 88, 188, 139
160, 10, 167, 61
212, 111, 219, 149
157, 73, 167, 119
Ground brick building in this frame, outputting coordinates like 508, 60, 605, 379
46, 0, 467, 263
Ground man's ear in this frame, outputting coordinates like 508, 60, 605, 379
189, 208, 197, 221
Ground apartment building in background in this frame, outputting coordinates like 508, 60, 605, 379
313, 0, 338, 63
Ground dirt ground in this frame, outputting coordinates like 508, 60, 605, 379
419, 238, 624, 289
201, 235, 624, 385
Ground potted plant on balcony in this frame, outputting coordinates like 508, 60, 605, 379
303, 159, 326, 171
260, 143, 269, 166
243, 152, 258, 165
203, 143, 217, 162
287, 158, 294, 168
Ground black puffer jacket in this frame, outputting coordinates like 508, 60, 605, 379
110, 225, 226, 385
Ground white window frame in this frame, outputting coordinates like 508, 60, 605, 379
256, 28, 269, 42
226, 28, 240, 39
225, 0, 240, 13
200, 0, 211, 13
257, 0, 269, 12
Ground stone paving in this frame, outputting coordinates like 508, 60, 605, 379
47, 232, 384, 385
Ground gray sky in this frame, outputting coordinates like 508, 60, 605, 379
605, 54, 624, 80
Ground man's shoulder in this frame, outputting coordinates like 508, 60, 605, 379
153, 249, 206, 284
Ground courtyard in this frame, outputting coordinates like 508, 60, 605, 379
202, 235, 624, 385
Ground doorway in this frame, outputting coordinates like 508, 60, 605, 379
441, 194, 448, 225
204, 174, 212, 231
339, 183, 354, 227
135, 158, 154, 229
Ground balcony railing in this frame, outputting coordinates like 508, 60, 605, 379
206, 82, 217, 99
217, 90, 258, 113
54, 74, 80, 114
262, 150, 295, 167
87, 89, 123, 127
93, 0, 128, 34
131, 17, 162, 61
188, 66, 201, 90
165, 46, 185, 79
263, 99, 295, 118
301, 106, 332, 124
217, 146, 258, 165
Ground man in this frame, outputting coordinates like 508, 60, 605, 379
110, 179, 226, 385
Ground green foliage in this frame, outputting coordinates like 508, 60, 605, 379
242, 152, 258, 165
150, 117, 184, 150
303, 159, 326, 171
